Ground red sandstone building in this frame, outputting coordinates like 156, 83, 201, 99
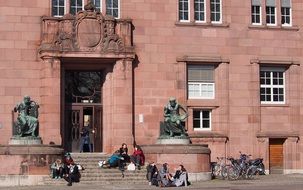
0, 0, 302, 175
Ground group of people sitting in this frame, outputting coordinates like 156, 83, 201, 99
98, 143, 189, 187
51, 143, 189, 187
98, 143, 145, 173
146, 162, 189, 187
50, 152, 82, 186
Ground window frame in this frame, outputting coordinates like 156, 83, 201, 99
260, 67, 286, 104
52, 0, 66, 17
210, 0, 222, 24
70, 0, 84, 15
266, 5, 277, 26
179, 0, 190, 22
106, 0, 120, 18
194, 0, 206, 23
193, 109, 212, 131
251, 5, 262, 25
187, 65, 215, 100
281, 5, 292, 26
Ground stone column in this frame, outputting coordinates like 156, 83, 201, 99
39, 57, 61, 145
103, 58, 134, 152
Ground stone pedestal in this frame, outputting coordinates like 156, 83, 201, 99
141, 144, 211, 181
9, 136, 42, 145
0, 145, 63, 175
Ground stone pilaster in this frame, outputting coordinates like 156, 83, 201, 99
102, 58, 134, 152
39, 57, 61, 145
284, 137, 299, 174
257, 137, 269, 172
250, 60, 261, 157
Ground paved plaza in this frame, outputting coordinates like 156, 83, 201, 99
1, 174, 303, 190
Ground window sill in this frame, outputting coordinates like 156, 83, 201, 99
193, 129, 212, 132
260, 103, 289, 107
189, 132, 228, 139
175, 21, 230, 28
248, 25, 299, 31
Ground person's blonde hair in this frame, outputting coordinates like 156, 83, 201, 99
55, 159, 61, 164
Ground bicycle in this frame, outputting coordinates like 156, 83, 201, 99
211, 157, 228, 180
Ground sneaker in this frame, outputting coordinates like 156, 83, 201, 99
98, 161, 104, 167
149, 182, 152, 186
67, 183, 72, 186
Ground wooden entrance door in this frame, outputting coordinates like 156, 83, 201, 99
93, 106, 102, 152
65, 104, 102, 152
269, 138, 285, 174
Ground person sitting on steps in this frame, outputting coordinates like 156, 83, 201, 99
159, 163, 173, 187
64, 162, 81, 186
130, 145, 145, 170
171, 165, 190, 187
146, 162, 160, 186
50, 159, 63, 179
99, 143, 130, 171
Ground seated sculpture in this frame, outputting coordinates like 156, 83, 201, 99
13, 96, 39, 137
163, 97, 188, 137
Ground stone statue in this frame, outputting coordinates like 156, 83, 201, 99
162, 97, 188, 137
13, 96, 39, 137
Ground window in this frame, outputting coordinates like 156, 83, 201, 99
210, 0, 222, 23
251, 0, 262, 25
188, 65, 215, 99
194, 0, 205, 22
52, 0, 65, 17
266, 0, 276, 25
281, 0, 291, 26
70, 0, 83, 15
106, 0, 119, 18
92, 0, 102, 12
193, 110, 211, 130
178, 0, 223, 24
260, 67, 285, 104
179, 0, 190, 21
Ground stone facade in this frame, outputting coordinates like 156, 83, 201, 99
0, 0, 303, 174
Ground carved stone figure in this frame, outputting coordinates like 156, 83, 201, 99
161, 97, 188, 137
13, 96, 39, 137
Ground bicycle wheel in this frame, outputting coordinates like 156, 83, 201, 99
258, 163, 265, 175
227, 166, 239, 180
221, 166, 228, 179
246, 166, 255, 179
212, 164, 220, 179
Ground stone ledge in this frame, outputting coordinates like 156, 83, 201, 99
189, 132, 228, 139
256, 132, 299, 139
141, 144, 210, 154
0, 145, 63, 155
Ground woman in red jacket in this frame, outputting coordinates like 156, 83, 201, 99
130, 145, 145, 170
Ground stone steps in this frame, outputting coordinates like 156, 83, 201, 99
43, 153, 147, 185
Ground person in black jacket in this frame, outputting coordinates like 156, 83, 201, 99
146, 162, 159, 186
65, 162, 81, 186
118, 143, 130, 171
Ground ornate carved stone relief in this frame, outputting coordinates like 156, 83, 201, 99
39, 2, 132, 56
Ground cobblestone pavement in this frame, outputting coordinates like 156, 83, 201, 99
1, 174, 303, 190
